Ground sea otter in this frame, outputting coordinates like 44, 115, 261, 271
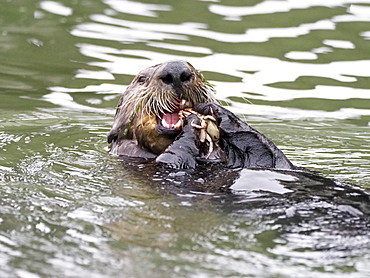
107, 60, 295, 170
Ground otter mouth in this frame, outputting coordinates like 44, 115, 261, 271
157, 99, 192, 131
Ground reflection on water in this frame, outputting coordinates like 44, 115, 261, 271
1, 0, 370, 277
230, 169, 296, 194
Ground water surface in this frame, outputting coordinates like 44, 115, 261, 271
1, 0, 370, 277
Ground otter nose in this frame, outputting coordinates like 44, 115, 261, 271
159, 61, 193, 88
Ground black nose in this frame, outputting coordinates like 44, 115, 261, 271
159, 61, 193, 88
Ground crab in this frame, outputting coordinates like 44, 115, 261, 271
179, 108, 220, 159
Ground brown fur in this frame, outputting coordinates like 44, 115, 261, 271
107, 60, 216, 157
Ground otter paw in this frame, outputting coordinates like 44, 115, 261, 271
156, 151, 197, 169
194, 103, 221, 118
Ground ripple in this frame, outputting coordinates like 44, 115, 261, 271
1, 1, 370, 277
64, 7, 370, 122
323, 39, 356, 49
40, 1, 73, 16
42, 92, 114, 114
285, 51, 318, 60
209, 0, 370, 18
86, 14, 337, 44
104, 0, 171, 17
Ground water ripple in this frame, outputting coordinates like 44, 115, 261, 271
1, 1, 370, 277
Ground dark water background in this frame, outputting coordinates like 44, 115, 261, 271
1, 0, 370, 277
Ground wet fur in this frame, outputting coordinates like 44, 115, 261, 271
107, 61, 215, 156
108, 60, 295, 170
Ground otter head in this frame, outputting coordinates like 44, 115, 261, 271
107, 60, 216, 156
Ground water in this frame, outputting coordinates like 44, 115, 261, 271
1, 0, 370, 277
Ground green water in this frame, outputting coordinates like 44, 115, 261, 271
1, 0, 370, 277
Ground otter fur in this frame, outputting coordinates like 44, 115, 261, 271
107, 60, 295, 170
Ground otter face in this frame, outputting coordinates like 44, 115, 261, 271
108, 60, 216, 156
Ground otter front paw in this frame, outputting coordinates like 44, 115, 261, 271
156, 150, 197, 169
195, 103, 295, 169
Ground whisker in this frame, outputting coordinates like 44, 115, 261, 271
119, 71, 216, 130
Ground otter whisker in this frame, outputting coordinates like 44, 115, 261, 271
109, 60, 220, 156
122, 86, 156, 127
140, 86, 178, 118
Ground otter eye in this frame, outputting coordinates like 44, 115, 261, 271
138, 76, 146, 84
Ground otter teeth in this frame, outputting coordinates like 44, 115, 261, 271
173, 119, 182, 129
161, 118, 170, 129
161, 118, 182, 129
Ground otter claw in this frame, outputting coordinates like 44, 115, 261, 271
180, 108, 219, 159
